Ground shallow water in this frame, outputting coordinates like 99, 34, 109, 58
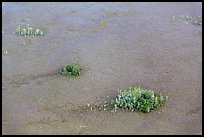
2, 2, 202, 135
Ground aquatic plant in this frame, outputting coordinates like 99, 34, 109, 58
110, 86, 167, 113
59, 64, 81, 76
16, 26, 44, 36
172, 15, 202, 26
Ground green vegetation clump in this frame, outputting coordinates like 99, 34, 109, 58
59, 64, 81, 76
111, 86, 167, 113
16, 26, 44, 36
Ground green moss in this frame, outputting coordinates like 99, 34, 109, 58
59, 64, 81, 76
110, 86, 167, 113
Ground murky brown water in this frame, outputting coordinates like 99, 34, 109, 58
2, 2, 202, 135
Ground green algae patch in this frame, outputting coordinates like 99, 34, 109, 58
59, 64, 81, 76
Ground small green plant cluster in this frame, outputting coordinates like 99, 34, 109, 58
16, 26, 44, 36
111, 86, 167, 113
59, 64, 81, 76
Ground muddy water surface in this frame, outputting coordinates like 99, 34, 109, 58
2, 2, 202, 135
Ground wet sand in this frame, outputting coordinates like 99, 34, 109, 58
2, 2, 202, 135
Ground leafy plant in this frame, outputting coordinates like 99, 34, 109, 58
16, 26, 44, 36
110, 86, 167, 113
59, 64, 81, 76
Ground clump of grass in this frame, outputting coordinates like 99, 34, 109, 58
59, 64, 81, 76
110, 86, 167, 113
